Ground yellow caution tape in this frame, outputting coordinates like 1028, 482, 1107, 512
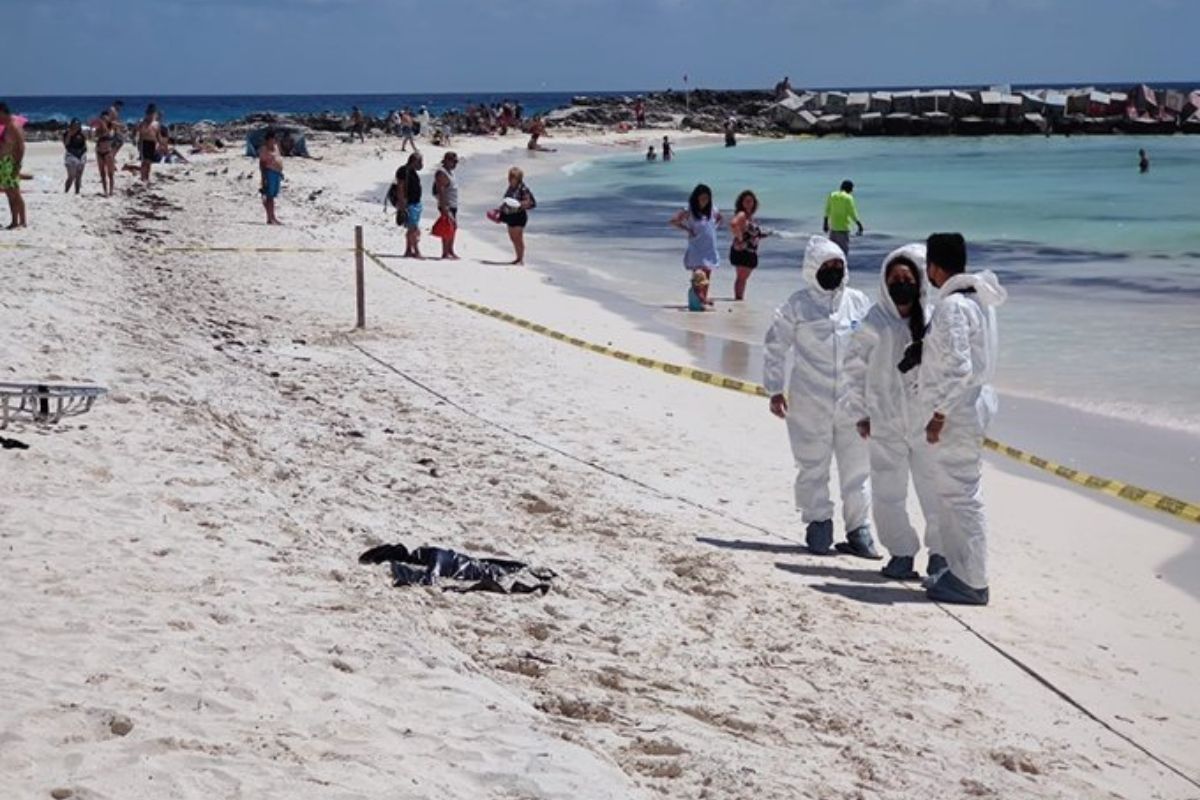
364, 250, 1200, 525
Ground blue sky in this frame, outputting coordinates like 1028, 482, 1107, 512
8, 0, 1197, 95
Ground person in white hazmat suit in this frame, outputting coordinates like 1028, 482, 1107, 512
842, 243, 947, 581
764, 235, 881, 559
919, 233, 1007, 606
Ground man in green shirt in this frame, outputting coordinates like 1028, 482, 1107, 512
823, 180, 864, 258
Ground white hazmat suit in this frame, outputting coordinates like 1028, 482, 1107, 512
764, 236, 873, 545
843, 244, 942, 566
919, 269, 1007, 591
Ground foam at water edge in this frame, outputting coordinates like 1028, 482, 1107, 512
1000, 385, 1200, 438
560, 160, 594, 177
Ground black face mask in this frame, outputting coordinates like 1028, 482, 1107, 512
887, 281, 919, 306
816, 268, 844, 291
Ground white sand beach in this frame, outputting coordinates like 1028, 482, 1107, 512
1, 128, 1198, 800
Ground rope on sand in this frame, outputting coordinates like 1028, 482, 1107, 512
363, 250, 1200, 526
346, 336, 1200, 793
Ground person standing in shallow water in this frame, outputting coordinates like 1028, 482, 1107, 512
1139, 149, 1150, 173
729, 189, 770, 301
670, 183, 722, 306
661, 135, 673, 162
823, 179, 864, 260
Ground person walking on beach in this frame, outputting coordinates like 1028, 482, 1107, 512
62, 118, 88, 194
397, 152, 424, 258
823, 180, 864, 259
764, 235, 879, 559
350, 106, 366, 142
93, 110, 117, 197
843, 243, 945, 581
136, 104, 160, 184
258, 129, 284, 225
1138, 148, 1150, 173
919, 233, 1007, 606
729, 189, 770, 301
670, 184, 722, 306
0, 103, 27, 229
433, 151, 460, 260
499, 166, 536, 265
106, 100, 127, 159
399, 110, 418, 153
662, 135, 673, 162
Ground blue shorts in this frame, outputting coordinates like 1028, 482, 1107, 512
261, 169, 282, 199
406, 202, 422, 230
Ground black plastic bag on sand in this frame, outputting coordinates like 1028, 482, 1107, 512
359, 544, 556, 595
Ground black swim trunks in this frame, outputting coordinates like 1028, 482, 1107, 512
504, 210, 528, 228
140, 140, 157, 162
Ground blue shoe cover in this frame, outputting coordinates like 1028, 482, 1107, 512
834, 526, 883, 560
806, 519, 834, 555
927, 570, 990, 606
881, 555, 919, 580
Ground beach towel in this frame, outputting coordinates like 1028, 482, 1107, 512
359, 543, 556, 595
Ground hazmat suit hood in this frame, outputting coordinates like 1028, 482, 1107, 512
937, 269, 1007, 308
802, 235, 849, 294
877, 243, 928, 320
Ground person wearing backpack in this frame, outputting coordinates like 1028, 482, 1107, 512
384, 153, 424, 257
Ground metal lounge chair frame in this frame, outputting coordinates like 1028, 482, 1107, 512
0, 383, 108, 429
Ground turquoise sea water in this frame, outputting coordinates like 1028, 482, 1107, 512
535, 135, 1200, 435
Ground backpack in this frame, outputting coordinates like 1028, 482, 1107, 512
384, 181, 400, 211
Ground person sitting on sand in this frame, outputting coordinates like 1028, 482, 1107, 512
646, 145, 657, 161
526, 117, 555, 152
62, 118, 88, 195
0, 102, 27, 228
918, 233, 1007, 606
258, 129, 284, 225
670, 183, 722, 306
687, 270, 710, 312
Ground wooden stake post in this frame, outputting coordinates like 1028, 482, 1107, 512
354, 225, 365, 329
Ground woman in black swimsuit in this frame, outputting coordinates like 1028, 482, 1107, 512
62, 118, 87, 194
729, 190, 769, 301
501, 166, 536, 265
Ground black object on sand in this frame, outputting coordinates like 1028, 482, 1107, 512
359, 543, 555, 595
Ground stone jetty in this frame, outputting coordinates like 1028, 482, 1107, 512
546, 84, 1200, 137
